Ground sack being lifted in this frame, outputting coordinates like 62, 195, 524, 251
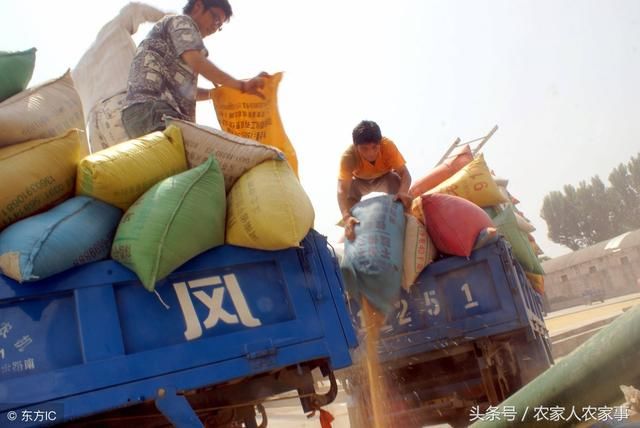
341, 195, 405, 314
72, 2, 166, 152
211, 72, 299, 176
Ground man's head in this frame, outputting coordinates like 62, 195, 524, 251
352, 120, 382, 163
185, 0, 232, 37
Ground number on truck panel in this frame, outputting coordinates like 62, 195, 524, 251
381, 300, 412, 331
355, 299, 412, 332
396, 299, 412, 326
461, 283, 479, 309
423, 290, 441, 316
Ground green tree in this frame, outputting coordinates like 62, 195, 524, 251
541, 189, 582, 250
575, 176, 619, 245
541, 153, 640, 251
609, 156, 640, 231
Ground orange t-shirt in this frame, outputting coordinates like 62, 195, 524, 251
338, 137, 406, 181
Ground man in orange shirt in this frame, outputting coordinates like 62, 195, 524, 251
337, 120, 412, 240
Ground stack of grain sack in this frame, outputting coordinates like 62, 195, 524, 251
408, 145, 546, 295
0, 47, 313, 291
0, 47, 96, 282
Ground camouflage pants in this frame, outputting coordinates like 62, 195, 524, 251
87, 92, 129, 152
121, 100, 182, 140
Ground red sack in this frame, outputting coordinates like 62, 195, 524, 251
409, 145, 474, 197
421, 193, 494, 257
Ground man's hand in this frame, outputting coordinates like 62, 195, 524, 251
243, 72, 269, 99
394, 192, 412, 211
344, 216, 360, 241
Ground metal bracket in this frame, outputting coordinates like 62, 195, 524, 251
435, 125, 499, 167
245, 339, 277, 360
304, 371, 339, 417
155, 387, 204, 428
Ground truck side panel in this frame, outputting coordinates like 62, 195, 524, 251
0, 231, 355, 423
349, 238, 547, 362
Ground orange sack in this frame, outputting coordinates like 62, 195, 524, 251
420, 193, 494, 257
210, 72, 298, 177
409, 145, 473, 198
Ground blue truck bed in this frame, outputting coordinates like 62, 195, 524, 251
344, 237, 552, 428
0, 230, 357, 427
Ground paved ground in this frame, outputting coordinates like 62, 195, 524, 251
545, 292, 640, 336
264, 390, 352, 428
263, 293, 640, 428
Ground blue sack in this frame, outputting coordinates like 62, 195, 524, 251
340, 195, 405, 314
0, 196, 122, 282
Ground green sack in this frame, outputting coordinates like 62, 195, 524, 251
0, 48, 36, 102
111, 156, 226, 291
483, 205, 500, 218
491, 205, 544, 275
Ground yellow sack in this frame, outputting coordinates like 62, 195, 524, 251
211, 72, 298, 176
0, 129, 82, 230
426, 154, 507, 208
410, 195, 425, 224
525, 272, 545, 295
76, 125, 188, 210
402, 214, 437, 291
226, 160, 314, 250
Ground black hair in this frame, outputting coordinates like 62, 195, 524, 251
352, 120, 382, 145
184, 0, 233, 21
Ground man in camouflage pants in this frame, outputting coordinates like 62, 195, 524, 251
122, 0, 265, 139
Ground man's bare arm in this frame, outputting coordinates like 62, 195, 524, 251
196, 87, 213, 101
181, 50, 265, 98
337, 179, 353, 221
337, 179, 359, 241
396, 165, 411, 195
394, 165, 412, 210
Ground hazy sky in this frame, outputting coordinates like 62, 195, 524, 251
4, 0, 640, 257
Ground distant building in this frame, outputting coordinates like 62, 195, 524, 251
542, 230, 640, 311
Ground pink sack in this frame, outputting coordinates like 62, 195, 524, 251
421, 193, 494, 257
409, 145, 474, 198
